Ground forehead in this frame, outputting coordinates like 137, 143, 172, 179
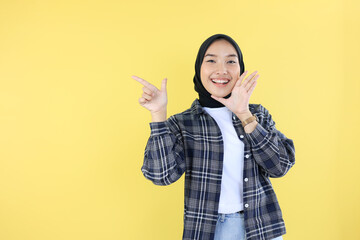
204, 39, 237, 56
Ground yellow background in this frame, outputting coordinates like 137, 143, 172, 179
0, 0, 359, 239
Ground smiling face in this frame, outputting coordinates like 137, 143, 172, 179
200, 39, 241, 98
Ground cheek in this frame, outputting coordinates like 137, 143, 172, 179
201, 67, 210, 77
200, 69, 211, 84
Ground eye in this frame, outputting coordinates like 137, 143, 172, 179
206, 60, 236, 64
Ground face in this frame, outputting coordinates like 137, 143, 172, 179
200, 39, 241, 98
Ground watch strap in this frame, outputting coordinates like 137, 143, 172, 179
242, 115, 258, 128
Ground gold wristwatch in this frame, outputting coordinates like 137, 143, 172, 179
241, 114, 258, 128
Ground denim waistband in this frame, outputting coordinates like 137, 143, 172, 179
219, 210, 244, 215
217, 210, 244, 222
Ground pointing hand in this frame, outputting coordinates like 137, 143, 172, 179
132, 75, 168, 114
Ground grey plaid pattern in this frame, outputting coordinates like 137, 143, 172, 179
141, 98, 295, 240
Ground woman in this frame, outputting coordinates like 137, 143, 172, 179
132, 33, 295, 240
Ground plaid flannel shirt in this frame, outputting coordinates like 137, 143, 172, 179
141, 98, 295, 240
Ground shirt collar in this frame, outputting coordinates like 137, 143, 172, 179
190, 98, 206, 116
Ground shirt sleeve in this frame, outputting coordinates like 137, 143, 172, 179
245, 105, 296, 178
141, 115, 186, 186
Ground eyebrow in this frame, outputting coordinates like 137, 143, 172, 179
204, 54, 238, 58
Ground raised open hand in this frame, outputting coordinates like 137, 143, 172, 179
211, 70, 260, 115
132, 75, 168, 114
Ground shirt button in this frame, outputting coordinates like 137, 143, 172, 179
245, 204, 249, 208
240, 135, 244, 138
245, 154, 250, 158
244, 178, 248, 182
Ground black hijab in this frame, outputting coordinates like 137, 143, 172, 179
193, 34, 245, 108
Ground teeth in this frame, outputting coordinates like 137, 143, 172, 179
212, 79, 229, 83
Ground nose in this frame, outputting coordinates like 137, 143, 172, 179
215, 62, 228, 75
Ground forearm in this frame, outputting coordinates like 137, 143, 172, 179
142, 119, 186, 185
244, 116, 295, 177
250, 128, 295, 178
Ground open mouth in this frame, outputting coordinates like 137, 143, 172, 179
211, 78, 230, 86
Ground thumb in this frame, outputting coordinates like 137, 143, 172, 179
211, 95, 226, 105
161, 78, 167, 92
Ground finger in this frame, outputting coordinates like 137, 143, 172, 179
139, 97, 147, 105
142, 92, 153, 101
248, 80, 257, 95
211, 95, 226, 105
235, 76, 242, 87
235, 70, 248, 87
143, 86, 155, 96
161, 78, 167, 92
132, 75, 158, 92
236, 71, 248, 87
241, 71, 257, 85
242, 71, 258, 89
245, 74, 259, 91
241, 70, 249, 77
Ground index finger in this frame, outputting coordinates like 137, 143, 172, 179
131, 75, 158, 91
235, 70, 248, 86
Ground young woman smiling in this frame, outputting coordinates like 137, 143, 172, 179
133, 33, 295, 240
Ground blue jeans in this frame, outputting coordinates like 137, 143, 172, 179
214, 212, 284, 240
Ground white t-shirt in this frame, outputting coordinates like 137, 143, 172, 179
203, 106, 245, 213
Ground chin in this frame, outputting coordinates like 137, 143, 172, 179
212, 92, 231, 98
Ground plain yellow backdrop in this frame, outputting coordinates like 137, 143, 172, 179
0, 0, 359, 239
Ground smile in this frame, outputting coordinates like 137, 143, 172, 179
211, 78, 230, 85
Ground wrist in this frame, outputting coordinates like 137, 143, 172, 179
235, 110, 252, 122
244, 120, 258, 133
151, 109, 167, 122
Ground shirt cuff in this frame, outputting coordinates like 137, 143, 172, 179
246, 122, 269, 146
149, 121, 170, 136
